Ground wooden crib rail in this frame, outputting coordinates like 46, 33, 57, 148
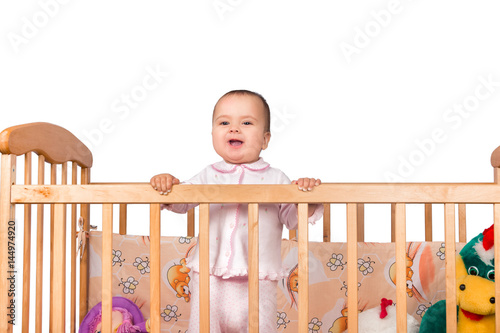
0, 122, 92, 168
11, 182, 500, 204
4, 181, 500, 332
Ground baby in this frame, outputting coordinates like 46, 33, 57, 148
150, 90, 323, 332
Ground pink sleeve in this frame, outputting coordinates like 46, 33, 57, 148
279, 203, 324, 230
161, 203, 198, 213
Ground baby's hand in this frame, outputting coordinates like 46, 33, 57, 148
292, 178, 321, 191
150, 173, 180, 195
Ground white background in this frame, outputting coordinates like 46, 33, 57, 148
2, 0, 500, 330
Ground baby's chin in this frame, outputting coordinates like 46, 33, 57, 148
222, 156, 261, 165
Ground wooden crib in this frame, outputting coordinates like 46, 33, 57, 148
1, 122, 500, 332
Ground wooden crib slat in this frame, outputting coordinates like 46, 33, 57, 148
119, 204, 127, 235
323, 203, 330, 242
188, 208, 195, 237
199, 204, 210, 331
52, 203, 67, 332
70, 162, 77, 333
22, 153, 32, 333
298, 203, 309, 333
79, 167, 91, 323
102, 204, 113, 333
248, 203, 259, 332
357, 203, 364, 242
458, 204, 466, 243
0, 154, 16, 333
49, 163, 56, 332
444, 204, 457, 333
494, 204, 500, 331
425, 203, 432, 241
150, 204, 161, 332
391, 203, 395, 242
346, 203, 358, 333
394, 203, 407, 332
35, 155, 45, 333
62, 163, 68, 330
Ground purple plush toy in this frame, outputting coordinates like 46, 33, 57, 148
79, 297, 150, 332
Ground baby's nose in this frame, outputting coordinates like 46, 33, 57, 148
229, 126, 240, 132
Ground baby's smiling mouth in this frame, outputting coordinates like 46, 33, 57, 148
229, 139, 243, 146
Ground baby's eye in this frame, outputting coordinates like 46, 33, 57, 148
220, 121, 229, 125
242, 121, 252, 125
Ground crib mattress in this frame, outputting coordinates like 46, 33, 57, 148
87, 232, 463, 332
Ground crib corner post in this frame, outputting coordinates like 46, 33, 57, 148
494, 167, 500, 184
490, 146, 500, 183
494, 204, 500, 331
79, 167, 91, 323
0, 154, 16, 333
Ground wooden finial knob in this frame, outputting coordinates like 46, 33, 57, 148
491, 145, 500, 168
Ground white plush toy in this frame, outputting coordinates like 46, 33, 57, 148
345, 298, 420, 333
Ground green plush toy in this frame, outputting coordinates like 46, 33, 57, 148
420, 224, 496, 332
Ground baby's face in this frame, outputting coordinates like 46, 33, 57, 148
212, 94, 271, 164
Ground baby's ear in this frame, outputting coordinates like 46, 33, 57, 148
262, 132, 271, 150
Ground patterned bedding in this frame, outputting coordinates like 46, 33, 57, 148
88, 232, 464, 332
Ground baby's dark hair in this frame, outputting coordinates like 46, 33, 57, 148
215, 90, 271, 133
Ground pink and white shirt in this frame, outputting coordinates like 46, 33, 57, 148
163, 158, 323, 280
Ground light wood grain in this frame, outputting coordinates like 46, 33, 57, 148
49, 163, 56, 332
70, 162, 77, 333
52, 204, 66, 332
188, 208, 195, 237
119, 204, 127, 235
199, 204, 210, 331
323, 203, 331, 242
495, 204, 500, 331
79, 168, 91, 322
458, 204, 466, 242
357, 203, 364, 242
346, 203, 358, 333
298, 204, 309, 333
150, 204, 161, 332
0, 154, 15, 333
12, 183, 500, 204
425, 203, 432, 241
395, 203, 407, 332
35, 155, 44, 333
248, 203, 259, 332
22, 153, 32, 333
444, 204, 457, 333
391, 203, 395, 242
102, 204, 113, 333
